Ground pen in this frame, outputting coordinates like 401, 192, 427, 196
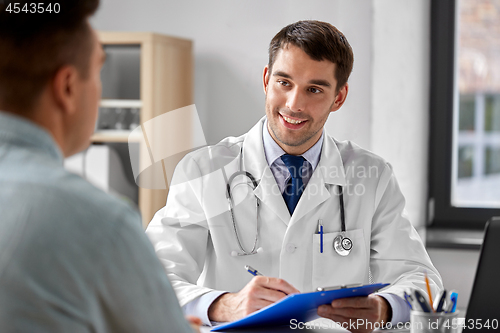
414, 290, 431, 313
404, 291, 413, 310
424, 271, 434, 312
445, 291, 458, 313
245, 265, 263, 276
434, 289, 447, 312
318, 219, 324, 253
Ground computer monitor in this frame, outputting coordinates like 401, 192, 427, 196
463, 217, 500, 331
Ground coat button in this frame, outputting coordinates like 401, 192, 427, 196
286, 243, 297, 253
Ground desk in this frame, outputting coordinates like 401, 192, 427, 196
201, 325, 347, 333
201, 326, 413, 333
201, 318, 412, 333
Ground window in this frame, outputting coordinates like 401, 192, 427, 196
430, 0, 500, 228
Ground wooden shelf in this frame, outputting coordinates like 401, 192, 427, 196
91, 130, 143, 143
100, 99, 143, 108
98, 31, 193, 227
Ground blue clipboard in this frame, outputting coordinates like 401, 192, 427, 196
211, 282, 389, 331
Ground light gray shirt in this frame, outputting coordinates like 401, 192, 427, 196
0, 111, 193, 333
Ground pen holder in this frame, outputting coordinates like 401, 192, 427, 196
410, 310, 460, 333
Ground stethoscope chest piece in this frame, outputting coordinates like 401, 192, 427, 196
332, 185, 352, 256
333, 234, 352, 256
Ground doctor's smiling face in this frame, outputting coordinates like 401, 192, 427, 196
263, 43, 348, 155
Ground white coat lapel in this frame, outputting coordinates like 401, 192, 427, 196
242, 117, 291, 225
291, 134, 347, 224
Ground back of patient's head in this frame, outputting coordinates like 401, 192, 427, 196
0, 0, 100, 114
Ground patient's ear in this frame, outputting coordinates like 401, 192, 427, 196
51, 65, 80, 116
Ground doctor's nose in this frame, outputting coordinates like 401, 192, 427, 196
286, 88, 306, 113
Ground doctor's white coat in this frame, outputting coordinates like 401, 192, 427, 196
146, 117, 443, 307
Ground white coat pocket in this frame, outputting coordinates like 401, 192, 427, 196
312, 229, 368, 290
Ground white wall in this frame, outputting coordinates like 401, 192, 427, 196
371, 0, 431, 228
92, 0, 373, 145
91, 0, 428, 227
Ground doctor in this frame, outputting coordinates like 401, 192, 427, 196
147, 20, 442, 331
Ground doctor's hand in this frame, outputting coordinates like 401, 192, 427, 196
208, 276, 300, 322
317, 295, 391, 333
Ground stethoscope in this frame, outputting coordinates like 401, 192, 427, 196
333, 186, 352, 256
225, 147, 262, 256
225, 147, 352, 257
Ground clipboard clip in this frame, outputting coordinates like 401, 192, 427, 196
317, 283, 363, 292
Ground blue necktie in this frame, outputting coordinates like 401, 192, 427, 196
281, 154, 306, 215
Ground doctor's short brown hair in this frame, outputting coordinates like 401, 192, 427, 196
0, 0, 100, 112
268, 20, 354, 93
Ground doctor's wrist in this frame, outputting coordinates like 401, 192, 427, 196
376, 295, 392, 324
208, 293, 234, 322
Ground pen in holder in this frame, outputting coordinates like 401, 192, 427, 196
410, 310, 460, 333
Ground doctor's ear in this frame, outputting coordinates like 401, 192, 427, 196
330, 83, 349, 112
263, 65, 270, 94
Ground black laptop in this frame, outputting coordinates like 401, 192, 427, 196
463, 217, 500, 331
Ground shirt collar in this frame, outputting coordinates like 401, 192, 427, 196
0, 111, 63, 163
262, 119, 323, 170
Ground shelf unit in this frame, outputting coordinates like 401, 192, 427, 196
93, 31, 193, 227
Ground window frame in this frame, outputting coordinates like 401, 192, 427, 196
429, 0, 500, 229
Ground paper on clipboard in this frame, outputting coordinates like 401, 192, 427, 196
211, 282, 389, 331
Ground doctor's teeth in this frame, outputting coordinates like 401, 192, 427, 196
283, 116, 303, 124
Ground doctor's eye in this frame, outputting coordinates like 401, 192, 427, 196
277, 80, 290, 87
308, 87, 322, 94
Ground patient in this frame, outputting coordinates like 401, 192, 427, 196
0, 1, 198, 332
